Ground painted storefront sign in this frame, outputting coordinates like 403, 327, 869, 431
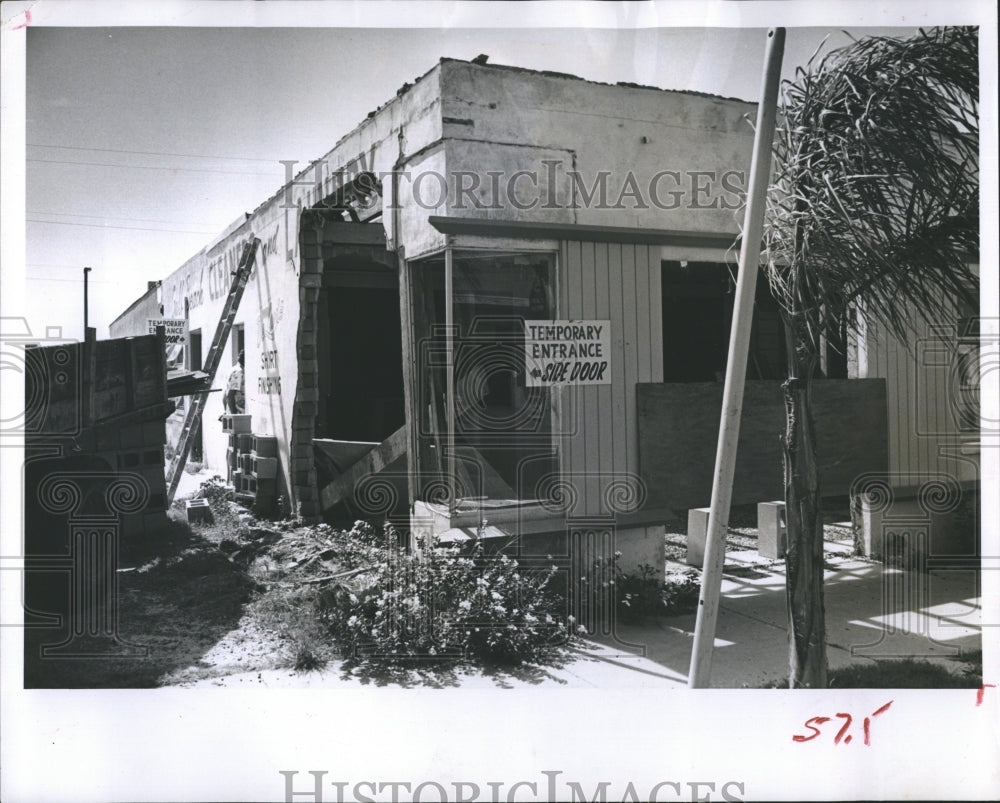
259, 348, 282, 395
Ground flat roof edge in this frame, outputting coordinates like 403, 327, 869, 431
428, 216, 740, 249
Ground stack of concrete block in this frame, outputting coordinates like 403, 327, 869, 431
226, 431, 253, 485
96, 418, 169, 537
233, 432, 279, 517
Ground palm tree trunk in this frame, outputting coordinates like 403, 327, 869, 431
782, 322, 828, 688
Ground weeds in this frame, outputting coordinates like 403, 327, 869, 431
587, 555, 702, 625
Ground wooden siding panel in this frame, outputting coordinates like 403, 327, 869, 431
635, 244, 653, 383
608, 242, 629, 515
595, 243, 613, 516
581, 242, 601, 515
620, 243, 638, 481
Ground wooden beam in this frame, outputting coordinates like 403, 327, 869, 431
319, 424, 409, 511
397, 247, 419, 510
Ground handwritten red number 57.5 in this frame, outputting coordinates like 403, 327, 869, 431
793, 701, 893, 745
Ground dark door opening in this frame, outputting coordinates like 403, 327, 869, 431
661, 260, 790, 382
319, 284, 404, 443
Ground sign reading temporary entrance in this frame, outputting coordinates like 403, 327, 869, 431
147, 318, 187, 345
525, 320, 611, 386
148, 318, 188, 368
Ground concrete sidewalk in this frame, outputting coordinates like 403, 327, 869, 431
582, 532, 982, 688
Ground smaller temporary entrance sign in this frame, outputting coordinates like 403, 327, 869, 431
147, 318, 187, 367
525, 320, 611, 386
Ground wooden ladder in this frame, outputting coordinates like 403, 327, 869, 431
165, 237, 260, 504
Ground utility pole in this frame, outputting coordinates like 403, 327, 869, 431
83, 266, 92, 335
687, 28, 785, 688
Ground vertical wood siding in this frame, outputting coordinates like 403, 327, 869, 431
857, 293, 976, 485
558, 241, 664, 516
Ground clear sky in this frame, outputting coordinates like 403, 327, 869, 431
18, 18, 926, 340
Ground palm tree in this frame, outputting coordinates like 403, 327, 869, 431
760, 27, 980, 687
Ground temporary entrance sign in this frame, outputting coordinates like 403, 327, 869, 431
525, 320, 611, 386
147, 318, 188, 366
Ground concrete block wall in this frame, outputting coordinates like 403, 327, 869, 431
93, 417, 169, 538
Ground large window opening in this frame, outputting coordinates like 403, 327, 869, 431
411, 250, 557, 504
661, 260, 847, 382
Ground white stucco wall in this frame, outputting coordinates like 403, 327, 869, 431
438, 59, 757, 232
134, 58, 761, 509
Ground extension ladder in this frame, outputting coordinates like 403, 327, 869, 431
165, 237, 260, 504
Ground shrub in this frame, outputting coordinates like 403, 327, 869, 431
193, 474, 246, 535
196, 474, 235, 507
316, 527, 572, 667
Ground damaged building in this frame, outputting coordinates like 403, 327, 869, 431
111, 57, 980, 569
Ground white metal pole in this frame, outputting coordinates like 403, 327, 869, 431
445, 245, 456, 516
688, 27, 785, 688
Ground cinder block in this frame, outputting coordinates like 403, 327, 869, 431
236, 433, 254, 453
250, 454, 278, 479
615, 525, 666, 580
857, 496, 960, 559
119, 423, 144, 449
757, 501, 787, 560
252, 435, 278, 458
247, 476, 277, 496
686, 507, 711, 568
221, 414, 252, 434
143, 420, 166, 445
185, 498, 213, 524
95, 427, 120, 452
116, 451, 142, 469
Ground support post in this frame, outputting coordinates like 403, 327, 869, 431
688, 27, 785, 688
83, 266, 91, 335
444, 244, 456, 515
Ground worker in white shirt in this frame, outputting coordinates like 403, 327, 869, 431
224, 350, 245, 414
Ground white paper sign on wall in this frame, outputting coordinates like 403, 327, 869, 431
147, 318, 188, 345
147, 318, 188, 367
525, 320, 611, 386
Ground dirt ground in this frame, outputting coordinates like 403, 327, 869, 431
15, 488, 904, 689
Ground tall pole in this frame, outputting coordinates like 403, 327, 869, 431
444, 245, 455, 516
688, 27, 785, 688
83, 266, 92, 335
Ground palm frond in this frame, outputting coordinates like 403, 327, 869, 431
760, 26, 979, 352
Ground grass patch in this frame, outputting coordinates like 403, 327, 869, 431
761, 654, 983, 688
829, 658, 981, 688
